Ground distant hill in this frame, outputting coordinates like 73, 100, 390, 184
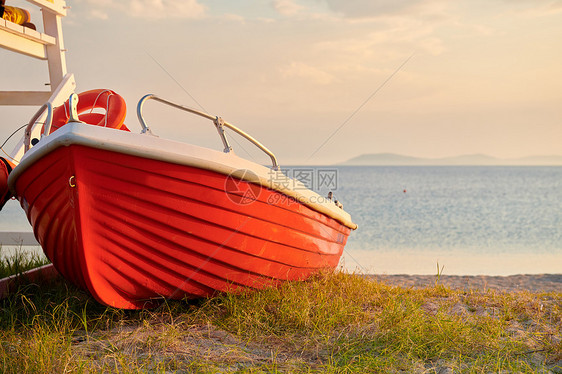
340, 153, 562, 166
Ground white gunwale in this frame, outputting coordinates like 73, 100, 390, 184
8, 123, 358, 230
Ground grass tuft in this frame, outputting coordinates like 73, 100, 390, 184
0, 246, 49, 279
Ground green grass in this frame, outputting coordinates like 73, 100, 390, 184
0, 246, 49, 278
0, 255, 561, 373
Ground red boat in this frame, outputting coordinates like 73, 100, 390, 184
1, 1, 356, 309
6, 93, 356, 308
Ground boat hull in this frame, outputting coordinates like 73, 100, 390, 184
13, 144, 351, 308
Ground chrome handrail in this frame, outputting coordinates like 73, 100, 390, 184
137, 94, 280, 170
24, 102, 53, 152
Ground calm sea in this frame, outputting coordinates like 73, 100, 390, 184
1, 166, 561, 275
319, 166, 561, 275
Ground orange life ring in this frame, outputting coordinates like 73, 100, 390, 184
48, 89, 128, 134
0, 156, 15, 210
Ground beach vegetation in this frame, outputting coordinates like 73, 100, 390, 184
0, 255, 560, 373
0, 246, 49, 278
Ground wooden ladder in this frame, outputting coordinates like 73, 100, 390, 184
0, 0, 75, 162
0, 0, 75, 106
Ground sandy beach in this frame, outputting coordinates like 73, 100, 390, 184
372, 273, 562, 293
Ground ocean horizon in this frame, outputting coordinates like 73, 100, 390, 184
1, 165, 561, 276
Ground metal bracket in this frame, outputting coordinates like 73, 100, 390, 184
68, 93, 81, 122
214, 116, 232, 153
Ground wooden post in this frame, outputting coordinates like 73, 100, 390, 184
42, 8, 67, 93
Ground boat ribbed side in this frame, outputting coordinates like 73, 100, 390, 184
14, 147, 87, 289
73, 146, 350, 308
15, 145, 351, 308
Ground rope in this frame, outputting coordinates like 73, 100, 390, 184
0, 123, 30, 163
89, 89, 113, 128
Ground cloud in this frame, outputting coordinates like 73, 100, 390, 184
321, 0, 446, 19
272, 0, 305, 16
128, 0, 206, 19
88, 9, 109, 20
315, 20, 445, 58
222, 14, 247, 23
280, 62, 335, 84
547, 0, 562, 12
508, 0, 562, 18
80, 0, 206, 20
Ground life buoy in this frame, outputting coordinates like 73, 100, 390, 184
0, 156, 15, 211
48, 89, 128, 134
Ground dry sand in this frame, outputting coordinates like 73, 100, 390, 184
371, 273, 562, 293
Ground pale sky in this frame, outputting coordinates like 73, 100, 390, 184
2, 0, 561, 165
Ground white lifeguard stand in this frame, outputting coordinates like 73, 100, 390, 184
0, 0, 75, 161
